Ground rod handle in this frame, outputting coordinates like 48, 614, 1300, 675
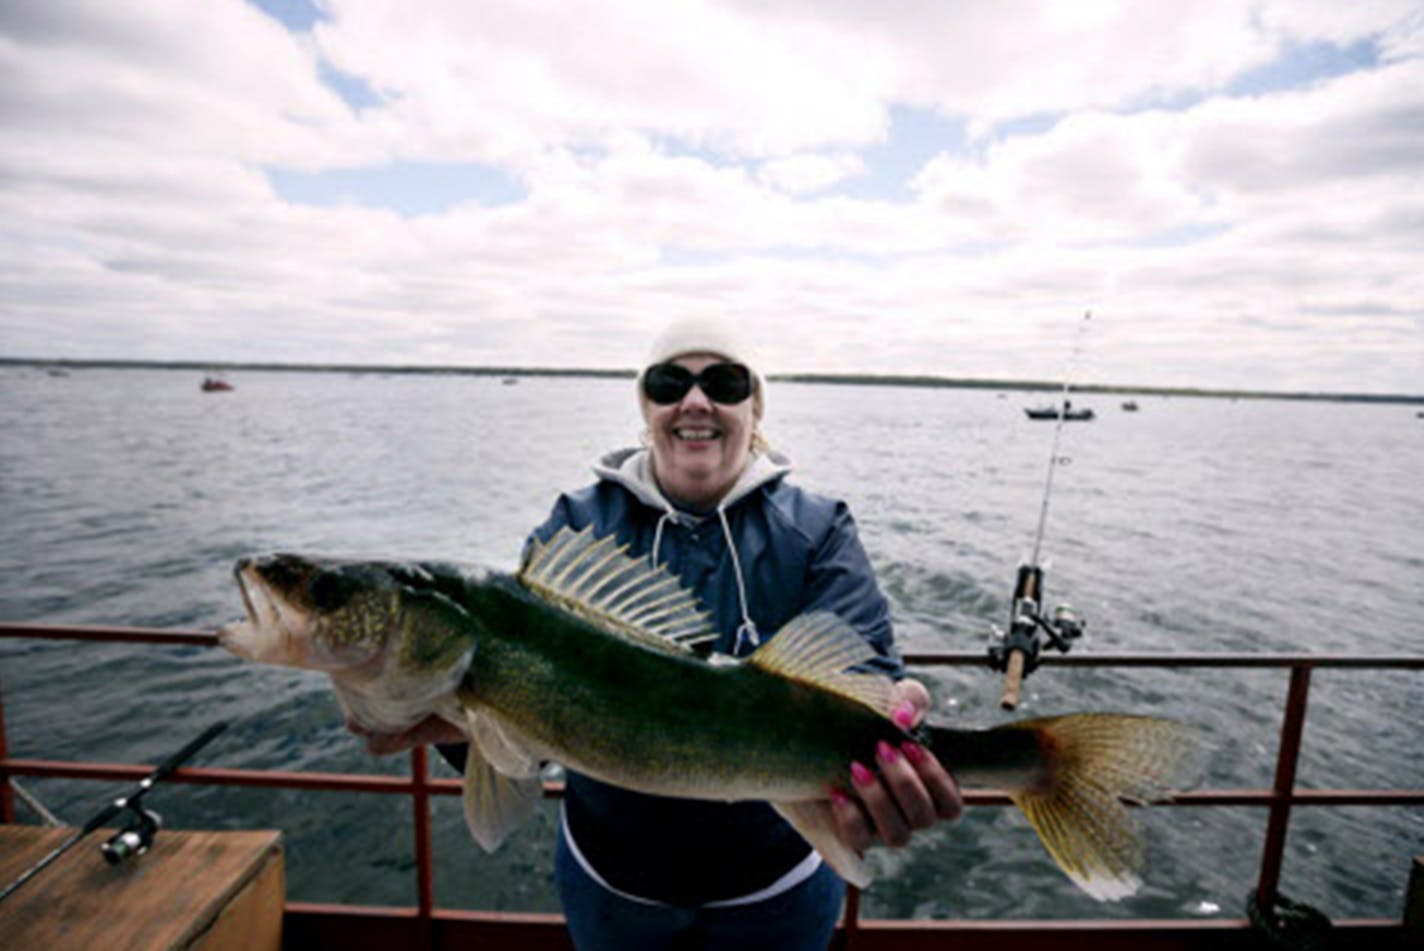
1000, 650, 1026, 710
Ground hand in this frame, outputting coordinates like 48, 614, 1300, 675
346, 713, 465, 755
828, 678, 963, 851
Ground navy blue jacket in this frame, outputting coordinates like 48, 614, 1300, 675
530, 448, 903, 905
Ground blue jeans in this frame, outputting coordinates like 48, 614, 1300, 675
554, 824, 845, 950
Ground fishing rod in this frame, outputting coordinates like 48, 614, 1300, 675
988, 311, 1091, 710
0, 720, 228, 904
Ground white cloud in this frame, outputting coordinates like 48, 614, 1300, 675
0, 0, 1421, 393
914, 111, 1206, 243
314, 0, 896, 160
756, 153, 865, 194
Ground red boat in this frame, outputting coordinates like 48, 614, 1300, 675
201, 377, 234, 392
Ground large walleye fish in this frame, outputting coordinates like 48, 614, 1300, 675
219, 527, 1200, 900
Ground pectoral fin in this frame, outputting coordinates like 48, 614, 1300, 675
773, 800, 874, 889
460, 709, 542, 852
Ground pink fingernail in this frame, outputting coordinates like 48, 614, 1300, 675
877, 740, 900, 765
901, 742, 927, 766
829, 787, 851, 806
892, 702, 917, 729
850, 761, 876, 787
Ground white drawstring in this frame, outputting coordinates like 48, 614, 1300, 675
649, 511, 674, 569
649, 503, 760, 655
717, 506, 760, 655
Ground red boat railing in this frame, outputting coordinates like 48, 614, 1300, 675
1, 622, 1420, 950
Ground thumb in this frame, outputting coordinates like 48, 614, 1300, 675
891, 678, 932, 728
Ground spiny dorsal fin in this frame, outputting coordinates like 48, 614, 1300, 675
745, 611, 896, 716
519, 526, 719, 655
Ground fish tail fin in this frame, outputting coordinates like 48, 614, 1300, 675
948, 713, 1201, 901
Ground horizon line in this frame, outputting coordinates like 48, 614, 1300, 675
2, 356, 1421, 405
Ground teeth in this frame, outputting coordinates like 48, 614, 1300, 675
676, 428, 718, 440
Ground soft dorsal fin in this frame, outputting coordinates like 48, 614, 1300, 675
519, 526, 719, 654
745, 611, 896, 717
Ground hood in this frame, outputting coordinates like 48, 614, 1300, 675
592, 447, 793, 521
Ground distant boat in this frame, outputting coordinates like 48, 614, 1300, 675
502, 377, 519, 386
1025, 401, 1094, 421
201, 376, 234, 392
1121, 400, 1139, 412
46, 369, 69, 378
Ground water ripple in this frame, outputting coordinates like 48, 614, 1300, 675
2, 372, 1420, 916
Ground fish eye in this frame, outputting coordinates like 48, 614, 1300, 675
308, 572, 354, 612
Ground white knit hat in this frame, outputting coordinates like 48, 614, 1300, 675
637, 318, 766, 408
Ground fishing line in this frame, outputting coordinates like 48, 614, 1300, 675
1028, 309, 1092, 567
989, 309, 1092, 710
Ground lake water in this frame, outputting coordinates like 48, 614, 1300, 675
1, 366, 1420, 921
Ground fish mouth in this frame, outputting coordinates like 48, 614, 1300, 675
237, 562, 274, 626
235, 563, 262, 627
219, 559, 305, 661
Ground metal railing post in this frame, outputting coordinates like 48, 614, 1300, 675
0, 674, 13, 823
842, 883, 862, 949
1256, 664, 1312, 907
411, 744, 435, 947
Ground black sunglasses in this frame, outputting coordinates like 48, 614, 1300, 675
642, 362, 754, 405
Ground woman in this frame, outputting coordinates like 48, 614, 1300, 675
357, 320, 961, 949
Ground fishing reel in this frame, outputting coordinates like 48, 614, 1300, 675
988, 564, 1085, 710
100, 803, 162, 865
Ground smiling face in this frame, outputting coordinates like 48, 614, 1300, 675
641, 352, 760, 510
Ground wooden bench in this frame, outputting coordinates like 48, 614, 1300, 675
0, 825, 283, 950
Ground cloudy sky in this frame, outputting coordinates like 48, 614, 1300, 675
2, 1, 1422, 393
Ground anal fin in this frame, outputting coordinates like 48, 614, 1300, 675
773, 800, 874, 889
